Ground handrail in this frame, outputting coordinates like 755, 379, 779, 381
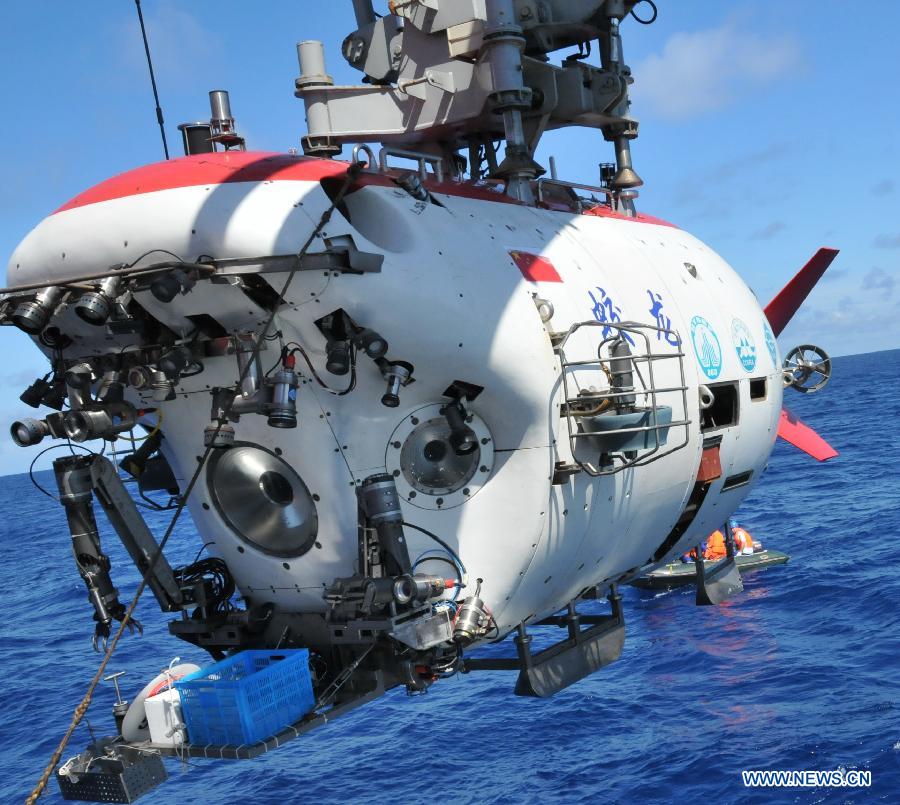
555, 319, 691, 477
536, 178, 614, 212
377, 146, 445, 184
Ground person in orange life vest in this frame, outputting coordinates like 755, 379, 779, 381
680, 541, 708, 563
703, 529, 727, 560
730, 518, 756, 555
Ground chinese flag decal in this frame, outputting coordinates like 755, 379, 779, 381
509, 250, 563, 283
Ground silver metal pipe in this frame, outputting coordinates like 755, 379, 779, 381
209, 90, 232, 122
537, 177, 613, 205
501, 110, 526, 150
235, 335, 261, 398
608, 17, 621, 66
485, 0, 516, 29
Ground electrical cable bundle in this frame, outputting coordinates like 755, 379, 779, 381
173, 557, 235, 614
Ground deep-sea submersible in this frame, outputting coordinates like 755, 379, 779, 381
2, 2, 838, 801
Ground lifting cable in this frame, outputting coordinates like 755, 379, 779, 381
26, 160, 364, 804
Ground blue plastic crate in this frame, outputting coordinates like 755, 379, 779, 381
174, 649, 315, 746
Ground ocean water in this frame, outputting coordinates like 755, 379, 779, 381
1, 349, 897, 804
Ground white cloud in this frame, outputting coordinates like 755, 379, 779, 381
632, 22, 802, 120
779, 287, 900, 357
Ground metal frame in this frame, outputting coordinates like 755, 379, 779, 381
555, 320, 691, 476
462, 587, 625, 698
378, 146, 445, 184
140, 673, 386, 760
536, 177, 614, 213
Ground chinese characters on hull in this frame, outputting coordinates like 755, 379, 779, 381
647, 290, 680, 347
588, 287, 635, 346
587, 287, 683, 348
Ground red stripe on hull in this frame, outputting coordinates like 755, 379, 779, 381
52, 151, 677, 229
583, 205, 677, 228
53, 152, 354, 214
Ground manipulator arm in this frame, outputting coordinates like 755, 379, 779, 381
54, 455, 142, 650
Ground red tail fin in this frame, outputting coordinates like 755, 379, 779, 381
765, 248, 839, 336
777, 407, 838, 461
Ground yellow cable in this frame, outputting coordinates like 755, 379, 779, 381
118, 410, 164, 444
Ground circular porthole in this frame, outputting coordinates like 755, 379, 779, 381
386, 404, 494, 510
206, 443, 318, 557
400, 418, 480, 495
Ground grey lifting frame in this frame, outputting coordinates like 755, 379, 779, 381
462, 586, 625, 698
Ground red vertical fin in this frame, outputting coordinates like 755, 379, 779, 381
764, 248, 839, 336
777, 407, 839, 461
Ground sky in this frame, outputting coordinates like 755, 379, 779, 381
0, 1, 897, 475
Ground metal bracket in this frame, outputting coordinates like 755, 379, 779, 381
463, 587, 625, 698
210, 240, 384, 277
694, 526, 744, 605
551, 460, 581, 485
328, 604, 432, 645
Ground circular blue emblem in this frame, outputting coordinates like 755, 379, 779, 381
690, 315, 722, 380
763, 321, 778, 368
731, 318, 757, 372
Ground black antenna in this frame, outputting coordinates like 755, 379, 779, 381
134, 0, 170, 160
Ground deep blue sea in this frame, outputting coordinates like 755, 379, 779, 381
1, 349, 897, 804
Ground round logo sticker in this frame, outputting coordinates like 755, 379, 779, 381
763, 321, 778, 368
731, 318, 757, 372
690, 316, 722, 380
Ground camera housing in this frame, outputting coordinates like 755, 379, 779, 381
10, 286, 65, 334
74, 277, 123, 325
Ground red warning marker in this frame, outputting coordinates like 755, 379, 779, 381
509, 250, 563, 283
